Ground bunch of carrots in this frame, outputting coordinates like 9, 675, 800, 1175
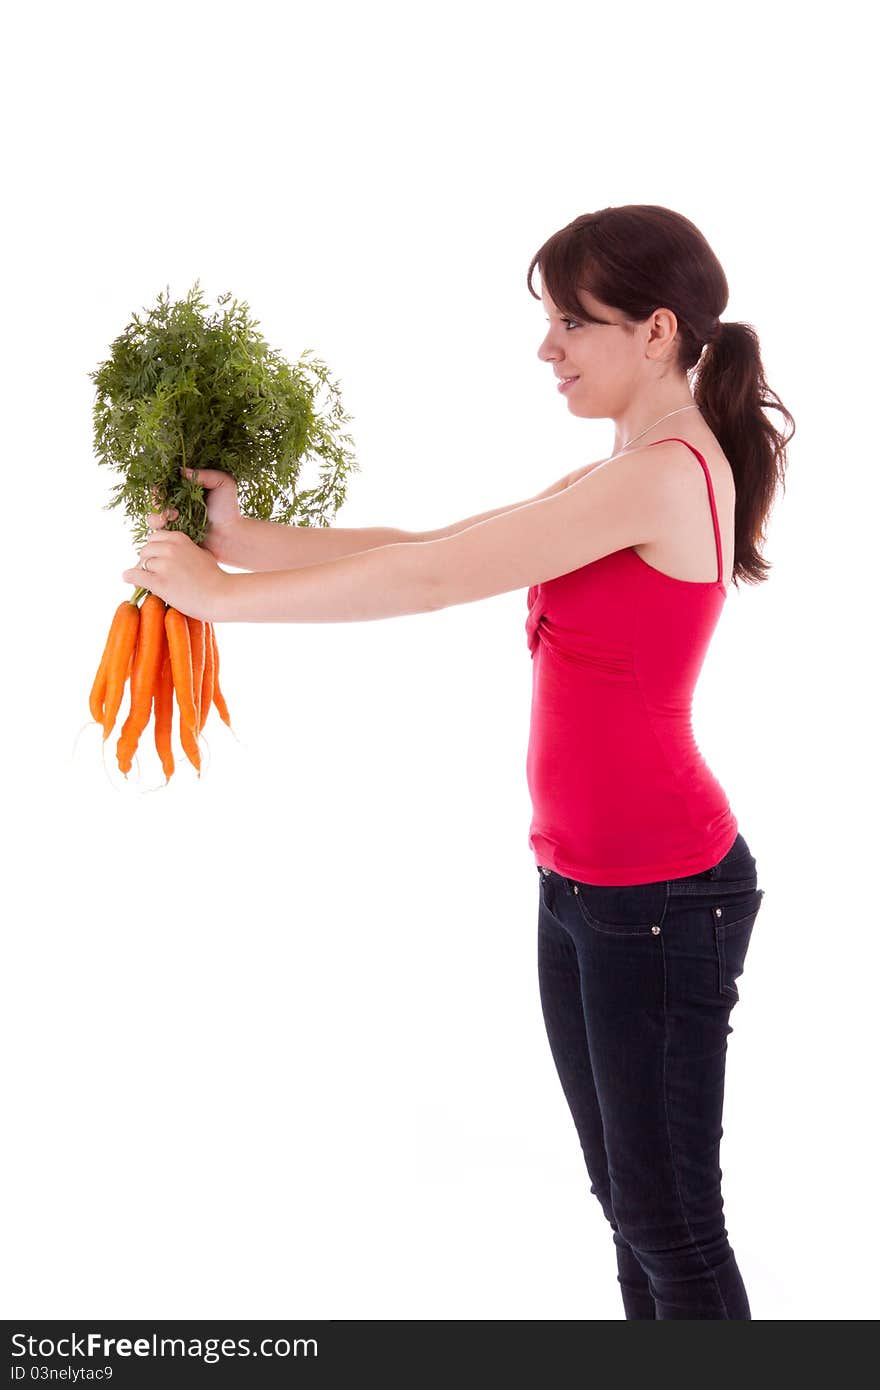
89, 590, 231, 781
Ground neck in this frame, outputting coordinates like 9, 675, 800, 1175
612, 388, 698, 455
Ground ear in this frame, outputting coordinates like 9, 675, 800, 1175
646, 306, 679, 356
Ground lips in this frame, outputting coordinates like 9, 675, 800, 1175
557, 374, 580, 393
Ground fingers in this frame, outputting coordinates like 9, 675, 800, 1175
145, 467, 231, 534
147, 507, 179, 531
142, 529, 186, 547
147, 484, 178, 531
182, 466, 231, 490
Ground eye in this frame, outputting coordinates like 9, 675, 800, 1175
563, 319, 582, 330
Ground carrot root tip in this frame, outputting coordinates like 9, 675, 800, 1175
70, 720, 104, 765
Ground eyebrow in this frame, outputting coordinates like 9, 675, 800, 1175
544, 307, 610, 323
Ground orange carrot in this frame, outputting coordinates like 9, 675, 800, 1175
102, 598, 141, 741
117, 595, 166, 775
165, 607, 200, 773
164, 607, 198, 735
153, 632, 175, 783
199, 621, 215, 734
179, 713, 202, 775
90, 600, 134, 724
187, 617, 206, 734
210, 624, 231, 727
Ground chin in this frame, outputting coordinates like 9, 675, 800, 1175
566, 397, 600, 419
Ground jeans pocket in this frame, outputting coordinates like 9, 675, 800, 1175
570, 878, 669, 937
538, 865, 561, 918
713, 888, 765, 1001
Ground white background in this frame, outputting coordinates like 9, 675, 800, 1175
3, 0, 876, 1322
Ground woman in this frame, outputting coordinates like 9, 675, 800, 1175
125, 203, 793, 1320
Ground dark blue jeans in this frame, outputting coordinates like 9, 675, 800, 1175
536, 832, 765, 1320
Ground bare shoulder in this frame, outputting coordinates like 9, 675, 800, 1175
565, 442, 683, 492
564, 457, 608, 487
559, 435, 733, 527
565, 439, 686, 484
616, 436, 736, 586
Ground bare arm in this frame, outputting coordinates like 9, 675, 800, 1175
211, 517, 418, 572
210, 461, 603, 569
153, 468, 420, 573
418, 460, 605, 542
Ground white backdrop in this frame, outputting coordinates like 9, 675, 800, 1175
3, 0, 876, 1322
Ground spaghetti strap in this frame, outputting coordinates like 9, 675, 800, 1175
648, 436, 725, 586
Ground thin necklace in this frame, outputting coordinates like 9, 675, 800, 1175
607, 403, 700, 462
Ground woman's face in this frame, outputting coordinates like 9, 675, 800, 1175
537, 283, 651, 420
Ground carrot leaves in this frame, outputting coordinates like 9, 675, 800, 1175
90, 280, 360, 547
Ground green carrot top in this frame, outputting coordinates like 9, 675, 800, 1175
90, 280, 360, 547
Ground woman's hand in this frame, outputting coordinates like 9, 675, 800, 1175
123, 531, 233, 622
146, 466, 243, 561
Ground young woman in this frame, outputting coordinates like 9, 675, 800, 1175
125, 203, 793, 1321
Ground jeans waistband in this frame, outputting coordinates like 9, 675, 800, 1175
666, 872, 758, 898
539, 834, 760, 897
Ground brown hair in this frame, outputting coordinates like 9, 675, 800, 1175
527, 204, 795, 587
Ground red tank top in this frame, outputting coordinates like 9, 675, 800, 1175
525, 437, 738, 886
